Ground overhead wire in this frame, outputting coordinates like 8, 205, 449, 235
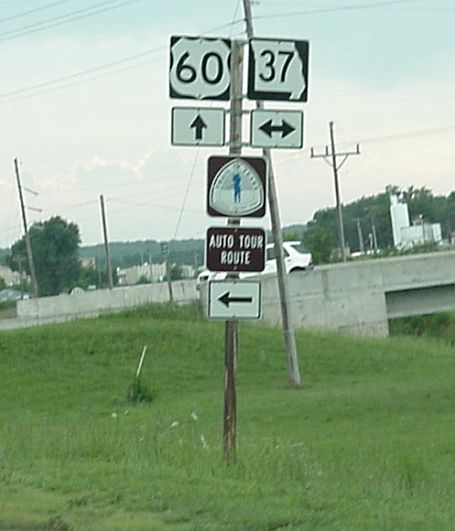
0, 0, 74, 25
1, 0, 451, 246
0, 17, 253, 105
0, 0, 439, 106
170, 1, 244, 240
272, 124, 455, 170
255, 0, 424, 20
0, 47, 164, 100
0, 0, 144, 42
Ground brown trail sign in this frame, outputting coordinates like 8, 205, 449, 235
206, 227, 265, 272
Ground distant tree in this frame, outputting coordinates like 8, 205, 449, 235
136, 275, 151, 285
78, 263, 118, 289
302, 224, 337, 264
163, 264, 183, 281
170, 264, 183, 281
0, 276, 6, 290
79, 266, 99, 289
283, 230, 304, 242
10, 216, 82, 296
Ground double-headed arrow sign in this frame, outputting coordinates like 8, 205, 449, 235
251, 109, 303, 149
259, 119, 295, 139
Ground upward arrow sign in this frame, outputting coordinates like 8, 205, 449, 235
190, 114, 207, 140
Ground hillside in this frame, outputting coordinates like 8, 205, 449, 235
79, 238, 205, 269
1, 304, 454, 530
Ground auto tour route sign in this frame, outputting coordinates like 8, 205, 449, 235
207, 155, 267, 218
206, 227, 265, 272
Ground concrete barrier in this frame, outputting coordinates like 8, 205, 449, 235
17, 280, 198, 324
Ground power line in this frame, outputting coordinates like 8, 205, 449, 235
0, 0, 144, 42
0, 16, 244, 104
255, 0, 424, 20
0, 0, 73, 25
0, 47, 164, 100
0, 0, 138, 39
0, 58, 159, 107
274, 123, 455, 169
172, 1, 243, 241
353, 125, 455, 144
173, 150, 201, 239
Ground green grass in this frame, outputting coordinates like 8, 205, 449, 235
390, 311, 455, 345
0, 303, 454, 530
0, 300, 16, 320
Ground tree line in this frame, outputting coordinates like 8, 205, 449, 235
3, 186, 454, 295
302, 186, 455, 264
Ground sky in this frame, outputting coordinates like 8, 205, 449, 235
0, 0, 454, 249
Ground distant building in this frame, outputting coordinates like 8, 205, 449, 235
180, 265, 196, 279
0, 265, 21, 287
389, 194, 442, 249
81, 257, 96, 269
117, 263, 166, 286
117, 262, 196, 286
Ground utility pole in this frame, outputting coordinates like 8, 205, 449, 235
160, 242, 173, 302
354, 218, 365, 254
14, 158, 38, 298
99, 194, 114, 289
242, 0, 302, 386
310, 122, 360, 262
223, 38, 244, 464
95, 257, 102, 288
165, 253, 174, 303
371, 220, 378, 252
149, 249, 153, 282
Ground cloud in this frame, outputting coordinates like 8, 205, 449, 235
73, 158, 139, 190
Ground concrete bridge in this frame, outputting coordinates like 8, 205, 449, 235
260, 250, 455, 336
6, 251, 455, 337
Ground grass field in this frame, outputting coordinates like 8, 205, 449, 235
0, 303, 454, 530
0, 301, 16, 321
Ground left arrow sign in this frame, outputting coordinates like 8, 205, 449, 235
219, 291, 253, 307
190, 114, 207, 140
209, 280, 262, 320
